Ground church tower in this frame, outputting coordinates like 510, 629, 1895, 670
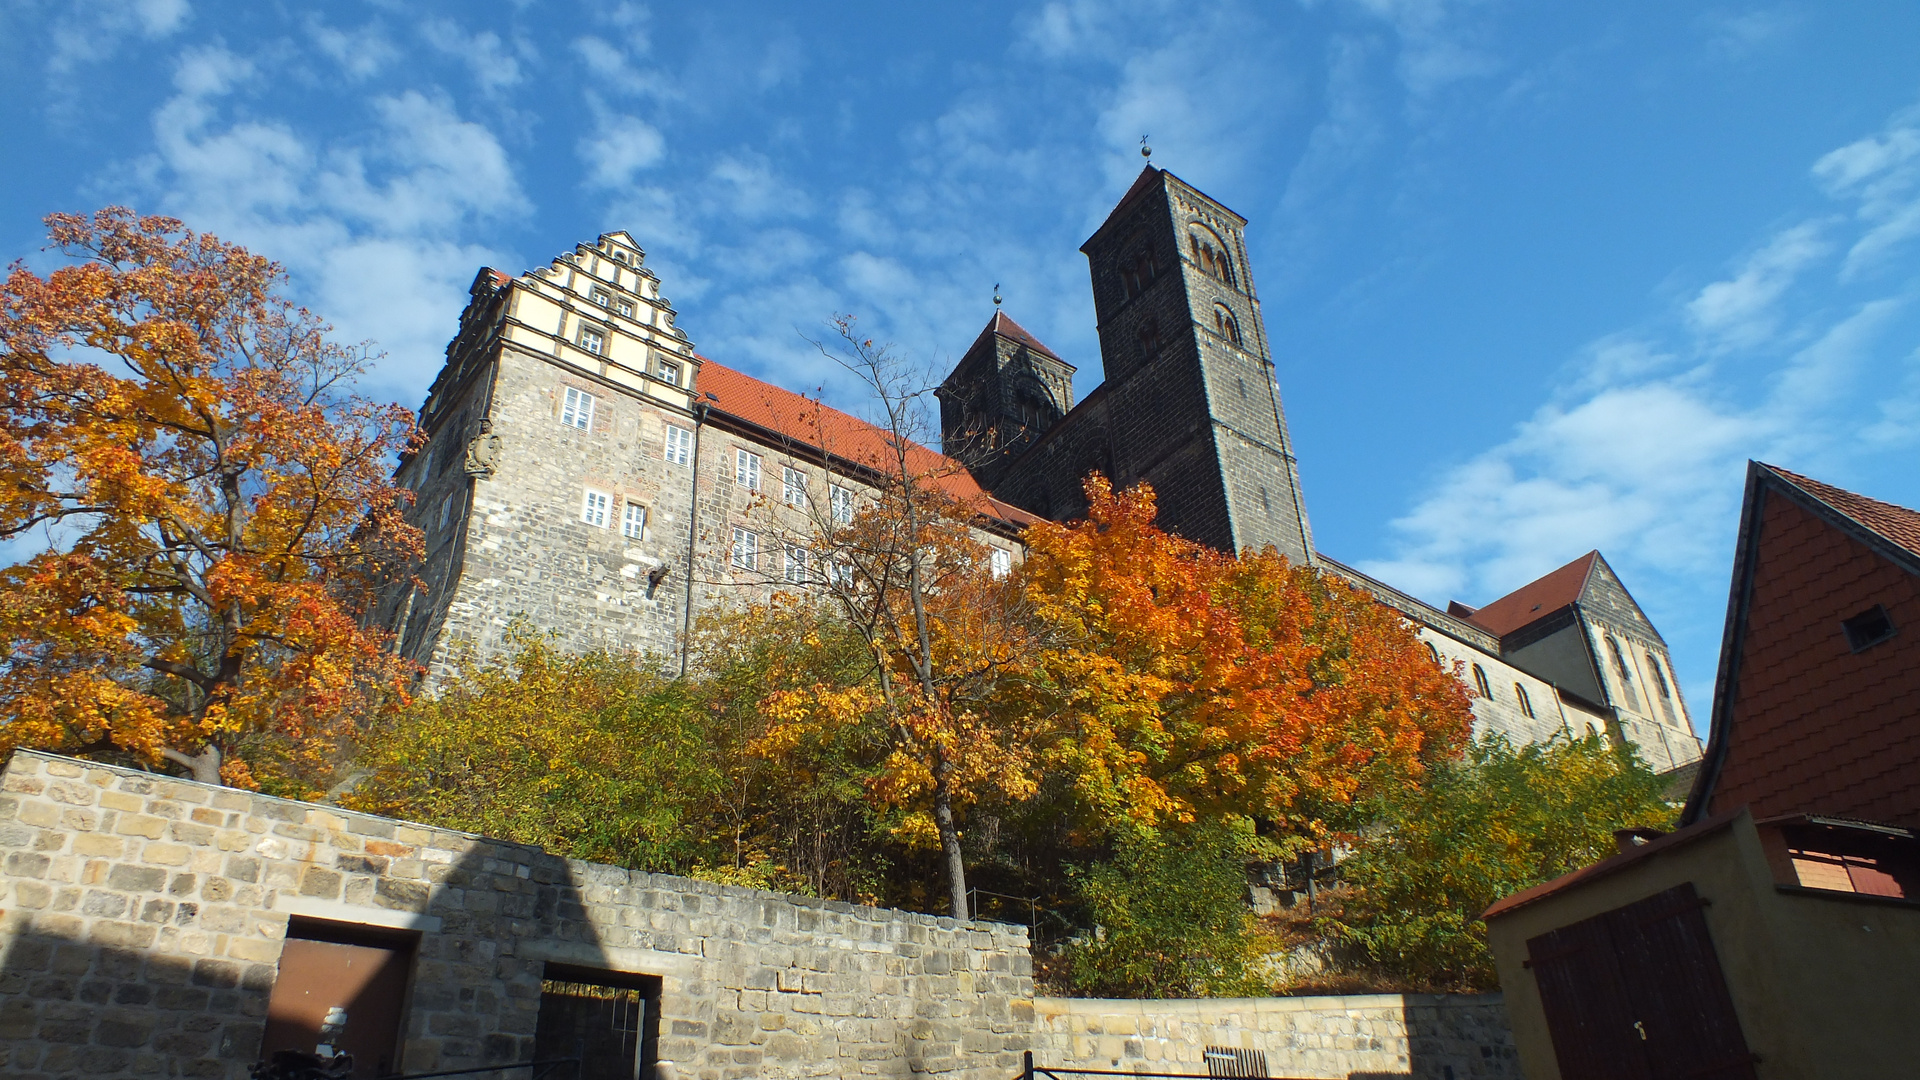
1079, 166, 1314, 562
935, 311, 1077, 491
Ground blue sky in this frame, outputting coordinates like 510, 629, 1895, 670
4, 0, 1918, 725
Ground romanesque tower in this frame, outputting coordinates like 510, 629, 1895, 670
1084, 167, 1315, 562
934, 312, 1076, 491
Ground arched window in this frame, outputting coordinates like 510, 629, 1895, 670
1189, 229, 1237, 287
1213, 304, 1241, 346
1472, 663, 1491, 699
1606, 636, 1642, 710
1426, 641, 1442, 665
1647, 654, 1677, 725
1136, 319, 1162, 357
1119, 248, 1159, 301
1515, 683, 1534, 718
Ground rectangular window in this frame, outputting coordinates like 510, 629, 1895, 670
783, 545, 807, 584
830, 483, 853, 525
590, 287, 613, 308
657, 360, 680, 386
990, 548, 1011, 580
622, 503, 646, 540
581, 489, 611, 528
562, 387, 595, 430
615, 298, 636, 319
731, 527, 759, 572
663, 425, 692, 466
782, 466, 807, 508
828, 557, 853, 589
735, 449, 761, 490
579, 326, 606, 355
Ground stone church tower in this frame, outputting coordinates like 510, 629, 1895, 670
947, 167, 1316, 565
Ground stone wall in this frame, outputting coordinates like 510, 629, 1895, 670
1031, 995, 1519, 1080
0, 751, 1032, 1080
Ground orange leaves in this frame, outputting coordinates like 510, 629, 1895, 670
0, 207, 420, 787
1022, 476, 1474, 843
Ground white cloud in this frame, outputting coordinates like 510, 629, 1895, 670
46, 0, 189, 75
132, 47, 529, 402
1684, 221, 1828, 349
1813, 107, 1920, 276
309, 17, 399, 82
419, 18, 526, 98
578, 108, 667, 190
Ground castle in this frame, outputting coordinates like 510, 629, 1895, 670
392, 165, 1701, 773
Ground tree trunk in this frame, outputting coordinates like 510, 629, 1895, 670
932, 762, 969, 921
161, 744, 223, 786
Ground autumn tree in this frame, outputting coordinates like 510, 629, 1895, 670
1017, 476, 1475, 850
0, 209, 420, 788
1326, 731, 1676, 989
734, 316, 1039, 919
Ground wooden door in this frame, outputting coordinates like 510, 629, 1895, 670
1527, 883, 1757, 1080
262, 923, 415, 1079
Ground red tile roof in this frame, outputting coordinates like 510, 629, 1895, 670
694, 360, 1038, 529
1770, 466, 1920, 560
1458, 551, 1599, 638
969, 311, 1068, 365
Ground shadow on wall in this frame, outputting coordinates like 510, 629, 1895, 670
0, 751, 654, 1080
1351, 994, 1520, 1080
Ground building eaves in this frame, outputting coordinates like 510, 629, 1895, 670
1315, 555, 1503, 654
1481, 808, 1747, 922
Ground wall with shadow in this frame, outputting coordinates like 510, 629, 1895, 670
0, 750, 1031, 1080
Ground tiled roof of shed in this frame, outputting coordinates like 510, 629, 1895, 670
1770, 466, 1920, 560
695, 360, 1039, 529
1458, 551, 1599, 638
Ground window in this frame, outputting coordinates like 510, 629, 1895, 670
615, 298, 636, 319
581, 489, 611, 528
621, 503, 646, 540
781, 466, 808, 508
827, 556, 854, 589
830, 483, 854, 525
990, 548, 1011, 580
1191, 232, 1237, 287
436, 494, 455, 531
731, 527, 758, 571
1213, 304, 1241, 346
663, 425, 693, 465
656, 359, 680, 386
1647, 654, 1678, 725
734, 449, 761, 490
783, 545, 808, 584
578, 325, 607, 355
590, 287, 613, 308
1516, 683, 1535, 719
1426, 641, 1442, 665
1136, 319, 1162, 357
1472, 663, 1491, 699
1119, 249, 1159, 301
1606, 636, 1642, 710
562, 387, 595, 429
1842, 604, 1896, 652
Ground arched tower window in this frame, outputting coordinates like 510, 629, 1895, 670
1119, 248, 1159, 301
1606, 636, 1643, 711
1213, 304, 1241, 346
1136, 319, 1162, 358
1472, 663, 1491, 698
1190, 228, 1237, 287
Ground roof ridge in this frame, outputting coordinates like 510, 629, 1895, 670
1765, 463, 1920, 559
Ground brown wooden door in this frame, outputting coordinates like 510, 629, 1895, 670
263, 924, 415, 1079
1527, 883, 1757, 1080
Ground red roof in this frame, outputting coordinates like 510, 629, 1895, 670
969, 311, 1068, 365
694, 360, 1038, 529
1481, 809, 1746, 921
1459, 551, 1599, 638
1771, 466, 1920, 560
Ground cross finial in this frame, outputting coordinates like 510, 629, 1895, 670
992, 283, 1002, 308
1140, 135, 1152, 161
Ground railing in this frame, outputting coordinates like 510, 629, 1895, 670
1018, 1049, 1309, 1080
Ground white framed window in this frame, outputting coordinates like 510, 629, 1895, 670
989, 548, 1011, 580
615, 298, 636, 319
590, 287, 613, 308
731, 527, 759, 571
830, 483, 853, 525
657, 359, 681, 386
828, 556, 853, 589
664, 425, 693, 465
579, 325, 607, 355
735, 449, 761, 490
581, 488, 611, 528
782, 466, 807, 508
622, 502, 647, 540
562, 387, 595, 430
783, 545, 808, 584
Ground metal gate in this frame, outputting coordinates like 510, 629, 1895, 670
1526, 882, 1757, 1080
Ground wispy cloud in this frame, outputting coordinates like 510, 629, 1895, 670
45, 0, 190, 76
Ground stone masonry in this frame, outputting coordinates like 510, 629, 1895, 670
0, 751, 1033, 1080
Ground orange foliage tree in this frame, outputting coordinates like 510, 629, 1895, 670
0, 209, 420, 789
1018, 476, 1475, 850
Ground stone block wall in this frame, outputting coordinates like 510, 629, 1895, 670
1031, 995, 1519, 1080
0, 751, 1032, 1080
